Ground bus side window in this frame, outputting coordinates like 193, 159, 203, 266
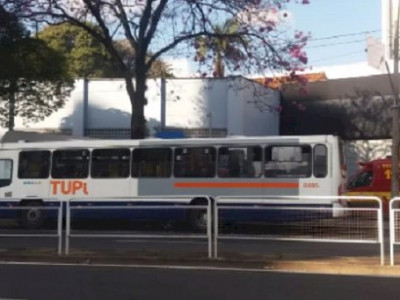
18, 151, 50, 179
265, 145, 312, 178
313, 144, 327, 178
132, 148, 171, 178
51, 149, 89, 179
218, 146, 261, 178
174, 147, 216, 178
0, 159, 12, 187
91, 148, 130, 178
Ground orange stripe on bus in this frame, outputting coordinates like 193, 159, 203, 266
174, 182, 299, 188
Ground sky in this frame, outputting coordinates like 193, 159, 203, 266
167, 0, 384, 78
287, 0, 382, 68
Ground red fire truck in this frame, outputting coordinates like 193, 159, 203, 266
347, 157, 395, 213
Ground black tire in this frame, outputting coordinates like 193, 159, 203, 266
188, 208, 208, 232
18, 201, 46, 229
188, 198, 210, 232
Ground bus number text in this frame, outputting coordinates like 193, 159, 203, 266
303, 182, 319, 188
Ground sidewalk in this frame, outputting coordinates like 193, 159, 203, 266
1, 246, 400, 277
0, 221, 396, 276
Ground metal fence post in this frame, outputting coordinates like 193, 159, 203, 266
378, 198, 384, 266
390, 198, 396, 266
57, 200, 63, 256
65, 199, 71, 255
207, 197, 212, 258
213, 197, 219, 259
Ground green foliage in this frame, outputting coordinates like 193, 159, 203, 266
0, 6, 73, 129
38, 23, 173, 78
38, 22, 113, 78
195, 19, 248, 77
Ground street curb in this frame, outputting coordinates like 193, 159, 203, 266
1, 253, 400, 277
266, 260, 400, 277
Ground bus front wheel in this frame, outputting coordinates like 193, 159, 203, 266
18, 201, 46, 229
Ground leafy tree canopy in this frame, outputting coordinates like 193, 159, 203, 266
0, 5, 73, 129
38, 22, 173, 78
38, 22, 112, 78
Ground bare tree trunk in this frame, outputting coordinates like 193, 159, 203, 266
125, 74, 146, 139
8, 80, 16, 131
214, 52, 224, 78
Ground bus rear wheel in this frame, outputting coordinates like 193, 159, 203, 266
18, 201, 46, 229
188, 198, 210, 232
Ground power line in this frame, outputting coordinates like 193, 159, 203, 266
163, 29, 383, 64
311, 50, 364, 63
307, 29, 381, 43
307, 38, 374, 49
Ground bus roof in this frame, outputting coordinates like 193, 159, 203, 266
0, 132, 339, 151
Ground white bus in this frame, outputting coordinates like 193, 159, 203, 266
0, 132, 347, 230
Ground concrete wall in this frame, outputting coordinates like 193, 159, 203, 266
11, 77, 280, 138
240, 79, 280, 136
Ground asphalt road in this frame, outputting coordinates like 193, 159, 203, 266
0, 263, 399, 300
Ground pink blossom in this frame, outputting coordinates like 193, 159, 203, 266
299, 55, 308, 64
295, 31, 303, 39
289, 45, 302, 58
264, 78, 273, 85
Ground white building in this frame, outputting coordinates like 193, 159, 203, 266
10, 77, 280, 139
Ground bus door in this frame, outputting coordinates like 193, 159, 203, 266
17, 150, 52, 199
0, 153, 14, 199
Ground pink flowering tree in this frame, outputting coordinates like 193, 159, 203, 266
14, 0, 310, 139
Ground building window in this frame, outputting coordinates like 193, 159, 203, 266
91, 148, 130, 178
18, 151, 50, 179
52, 149, 89, 179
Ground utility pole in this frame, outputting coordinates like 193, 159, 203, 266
391, 0, 400, 199
160, 77, 166, 131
